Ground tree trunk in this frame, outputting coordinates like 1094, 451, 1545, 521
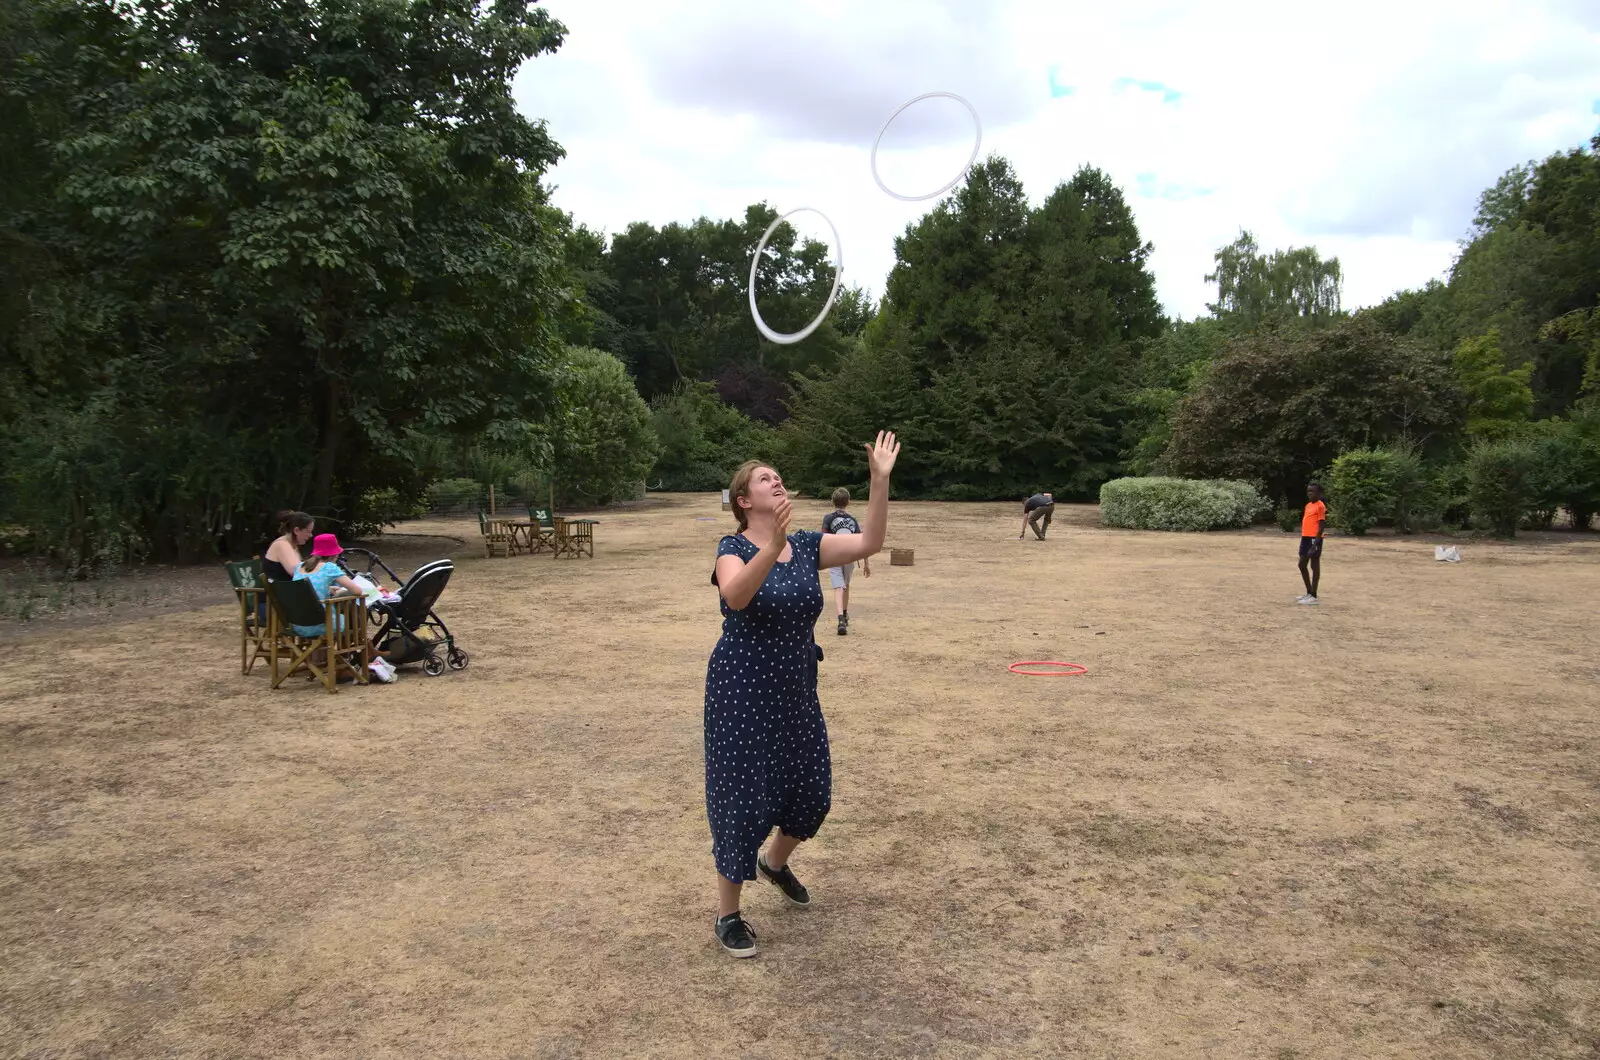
313, 376, 343, 512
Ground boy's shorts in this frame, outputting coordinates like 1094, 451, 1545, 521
829, 563, 854, 589
1299, 536, 1323, 558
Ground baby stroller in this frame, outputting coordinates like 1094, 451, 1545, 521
340, 548, 469, 676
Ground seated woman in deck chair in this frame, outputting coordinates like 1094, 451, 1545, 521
266, 511, 315, 581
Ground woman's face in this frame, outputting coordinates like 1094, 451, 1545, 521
294, 523, 315, 546
742, 466, 787, 516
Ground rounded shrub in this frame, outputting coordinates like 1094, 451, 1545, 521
1466, 438, 1536, 537
1099, 477, 1268, 531
1327, 448, 1396, 535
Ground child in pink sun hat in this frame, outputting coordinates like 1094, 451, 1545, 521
289, 534, 367, 636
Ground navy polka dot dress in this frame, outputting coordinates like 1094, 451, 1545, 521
705, 530, 832, 883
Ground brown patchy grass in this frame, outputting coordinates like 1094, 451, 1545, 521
2, 495, 1598, 1058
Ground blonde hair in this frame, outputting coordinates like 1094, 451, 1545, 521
831, 488, 850, 508
728, 460, 773, 532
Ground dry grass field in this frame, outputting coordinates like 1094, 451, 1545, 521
3, 494, 1597, 1058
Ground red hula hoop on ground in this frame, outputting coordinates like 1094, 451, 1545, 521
1008, 661, 1088, 676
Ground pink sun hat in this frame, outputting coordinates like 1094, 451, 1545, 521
310, 533, 344, 558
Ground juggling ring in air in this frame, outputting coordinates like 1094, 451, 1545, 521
1009, 661, 1088, 677
871, 91, 984, 202
747, 207, 845, 345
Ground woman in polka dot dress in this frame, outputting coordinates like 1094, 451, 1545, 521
705, 431, 900, 957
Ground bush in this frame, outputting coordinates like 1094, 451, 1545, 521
1387, 444, 1427, 533
1274, 507, 1301, 533
342, 487, 425, 539
1099, 477, 1268, 531
1466, 438, 1537, 537
426, 478, 485, 511
1526, 417, 1600, 530
1327, 448, 1396, 535
650, 382, 780, 492
552, 348, 660, 506
1414, 462, 1470, 530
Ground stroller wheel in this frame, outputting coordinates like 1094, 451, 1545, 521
446, 647, 470, 671
423, 653, 446, 677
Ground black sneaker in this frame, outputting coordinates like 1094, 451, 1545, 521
837, 615, 848, 636
757, 854, 811, 907
715, 911, 758, 958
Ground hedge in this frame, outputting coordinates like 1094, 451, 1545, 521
1099, 477, 1268, 531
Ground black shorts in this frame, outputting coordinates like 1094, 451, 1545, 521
1299, 536, 1323, 558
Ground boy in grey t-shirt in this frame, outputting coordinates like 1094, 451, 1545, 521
1020, 492, 1055, 540
822, 488, 871, 635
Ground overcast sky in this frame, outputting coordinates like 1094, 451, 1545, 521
514, 0, 1600, 320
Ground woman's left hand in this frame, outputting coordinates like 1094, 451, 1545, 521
865, 430, 900, 479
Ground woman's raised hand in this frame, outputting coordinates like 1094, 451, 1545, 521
865, 430, 901, 479
771, 497, 792, 549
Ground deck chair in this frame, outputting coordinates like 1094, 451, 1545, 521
264, 578, 368, 692
478, 510, 514, 558
223, 559, 270, 675
526, 504, 558, 554
556, 516, 595, 559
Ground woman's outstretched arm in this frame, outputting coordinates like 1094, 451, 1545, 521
819, 431, 899, 569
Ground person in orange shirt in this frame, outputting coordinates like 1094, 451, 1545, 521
1298, 482, 1327, 605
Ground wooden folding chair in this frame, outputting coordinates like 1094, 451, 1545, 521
264, 579, 369, 693
558, 517, 596, 559
223, 558, 270, 674
525, 505, 557, 555
478, 510, 514, 558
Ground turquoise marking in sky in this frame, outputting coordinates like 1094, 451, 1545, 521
1134, 173, 1215, 201
1048, 64, 1074, 98
1115, 77, 1181, 103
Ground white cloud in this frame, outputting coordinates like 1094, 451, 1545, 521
517, 0, 1600, 319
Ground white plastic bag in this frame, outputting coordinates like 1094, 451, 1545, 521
1434, 545, 1461, 563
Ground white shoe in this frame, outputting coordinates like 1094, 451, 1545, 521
1296, 594, 1312, 603
1298, 596, 1319, 606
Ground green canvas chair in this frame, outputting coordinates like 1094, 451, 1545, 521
526, 504, 557, 554
223, 558, 270, 675
530, 491, 597, 559
263, 578, 368, 692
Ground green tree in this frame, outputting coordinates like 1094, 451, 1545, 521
1426, 137, 1600, 416
649, 382, 779, 492
1, 0, 572, 563
1205, 230, 1344, 329
786, 158, 1162, 500
1452, 329, 1534, 439
1327, 448, 1397, 535
1125, 317, 1229, 475
1466, 437, 1537, 537
551, 347, 659, 505
595, 204, 853, 419
1164, 317, 1465, 504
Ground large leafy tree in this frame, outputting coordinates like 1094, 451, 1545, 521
1369, 136, 1600, 417
1205, 230, 1344, 329
784, 158, 1163, 499
591, 204, 864, 422
550, 347, 660, 506
1, 0, 572, 562
1164, 316, 1465, 504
